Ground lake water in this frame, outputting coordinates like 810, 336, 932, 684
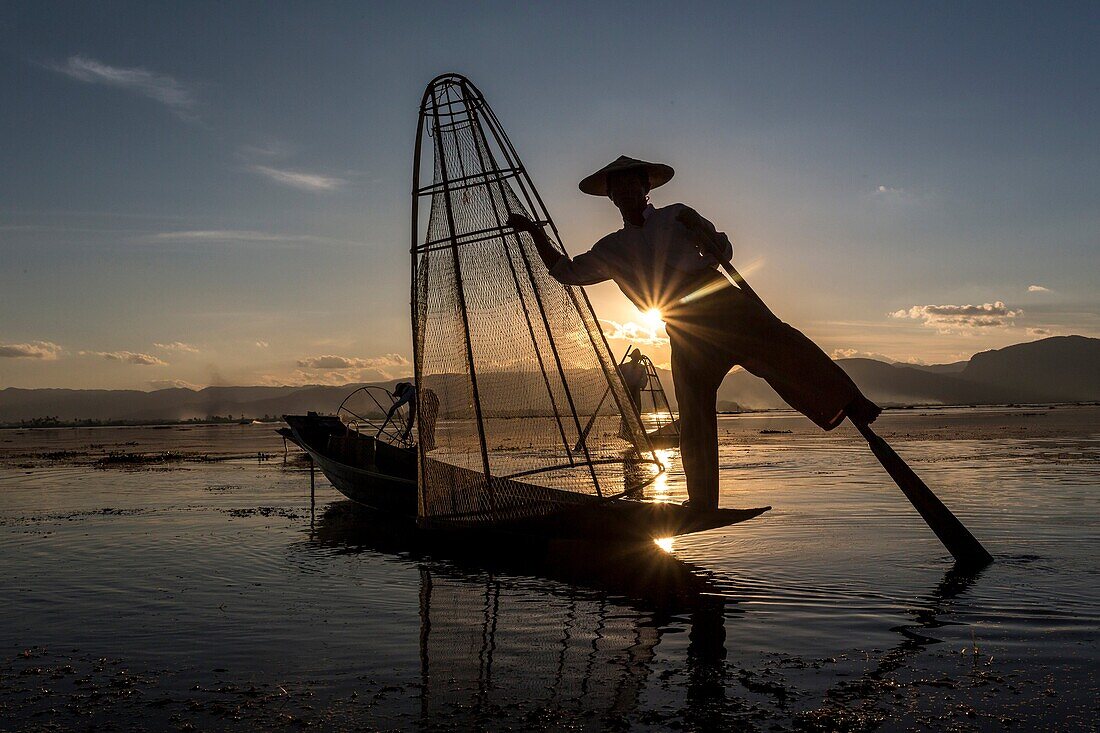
1, 406, 1097, 731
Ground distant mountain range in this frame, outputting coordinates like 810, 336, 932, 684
715, 335, 1100, 410
1, 336, 1097, 424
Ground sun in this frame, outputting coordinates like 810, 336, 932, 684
641, 308, 664, 330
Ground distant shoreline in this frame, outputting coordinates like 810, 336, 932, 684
4, 401, 1097, 430
0, 417, 284, 430
719, 400, 1100, 415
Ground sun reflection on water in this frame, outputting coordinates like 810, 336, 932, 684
651, 449, 673, 499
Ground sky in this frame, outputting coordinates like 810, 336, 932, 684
1, 1, 1097, 390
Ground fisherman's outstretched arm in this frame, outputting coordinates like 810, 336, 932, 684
386, 390, 413, 420
506, 213, 562, 269
506, 213, 611, 286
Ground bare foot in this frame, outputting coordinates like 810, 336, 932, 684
847, 395, 882, 427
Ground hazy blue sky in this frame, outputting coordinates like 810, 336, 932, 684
2, 1, 1097, 389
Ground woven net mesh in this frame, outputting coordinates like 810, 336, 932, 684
413, 77, 659, 527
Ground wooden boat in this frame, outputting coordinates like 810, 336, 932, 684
279, 412, 417, 516
646, 418, 681, 449
279, 410, 767, 541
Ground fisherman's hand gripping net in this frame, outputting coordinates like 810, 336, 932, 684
412, 74, 661, 528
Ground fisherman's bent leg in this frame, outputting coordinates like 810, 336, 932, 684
739, 317, 880, 430
670, 330, 724, 510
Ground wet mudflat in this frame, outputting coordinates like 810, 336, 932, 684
1, 406, 1097, 731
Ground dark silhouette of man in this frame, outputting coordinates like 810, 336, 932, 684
384, 382, 439, 450
618, 348, 649, 411
617, 347, 649, 440
384, 382, 417, 441
508, 156, 880, 510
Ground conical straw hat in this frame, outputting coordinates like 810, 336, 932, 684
578, 155, 675, 196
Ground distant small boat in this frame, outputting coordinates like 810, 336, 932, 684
279, 412, 418, 517
644, 419, 680, 449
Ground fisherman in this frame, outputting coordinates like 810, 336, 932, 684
383, 382, 418, 442
618, 348, 649, 412
507, 156, 880, 510
383, 381, 440, 451
617, 348, 649, 440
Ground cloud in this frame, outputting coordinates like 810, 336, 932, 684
255, 340, 270, 348
831, 348, 929, 365
1026, 327, 1053, 337
264, 368, 390, 388
291, 353, 411, 384
868, 184, 929, 211
296, 353, 409, 370
50, 55, 196, 117
0, 341, 63, 360
151, 229, 299, 243
831, 348, 898, 363
238, 140, 295, 160
250, 165, 346, 192
284, 370, 367, 387
80, 350, 167, 366
238, 144, 351, 194
255, 374, 292, 387
599, 319, 669, 347
148, 379, 201, 390
154, 341, 199, 353
889, 301, 1021, 332
148, 230, 356, 247
1027, 284, 1051, 293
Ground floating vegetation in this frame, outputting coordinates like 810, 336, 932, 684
38, 450, 84, 460
96, 451, 187, 466
224, 506, 304, 520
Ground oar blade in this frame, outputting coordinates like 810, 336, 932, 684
859, 424, 993, 568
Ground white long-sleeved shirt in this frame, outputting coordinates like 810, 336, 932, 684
549, 203, 733, 311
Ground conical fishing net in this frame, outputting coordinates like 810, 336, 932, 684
412, 75, 660, 528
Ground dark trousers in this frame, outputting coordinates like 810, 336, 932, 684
665, 282, 865, 509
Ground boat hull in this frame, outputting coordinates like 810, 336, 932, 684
305, 443, 417, 516
424, 502, 769, 543
281, 413, 417, 516
280, 413, 768, 541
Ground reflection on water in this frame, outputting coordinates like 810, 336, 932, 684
303, 502, 1022, 731
0, 415, 1097, 730
417, 568, 661, 725
309, 501, 719, 614
651, 448, 674, 499
310, 501, 727, 729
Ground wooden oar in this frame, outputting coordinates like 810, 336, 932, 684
855, 421, 992, 567
677, 208, 993, 568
